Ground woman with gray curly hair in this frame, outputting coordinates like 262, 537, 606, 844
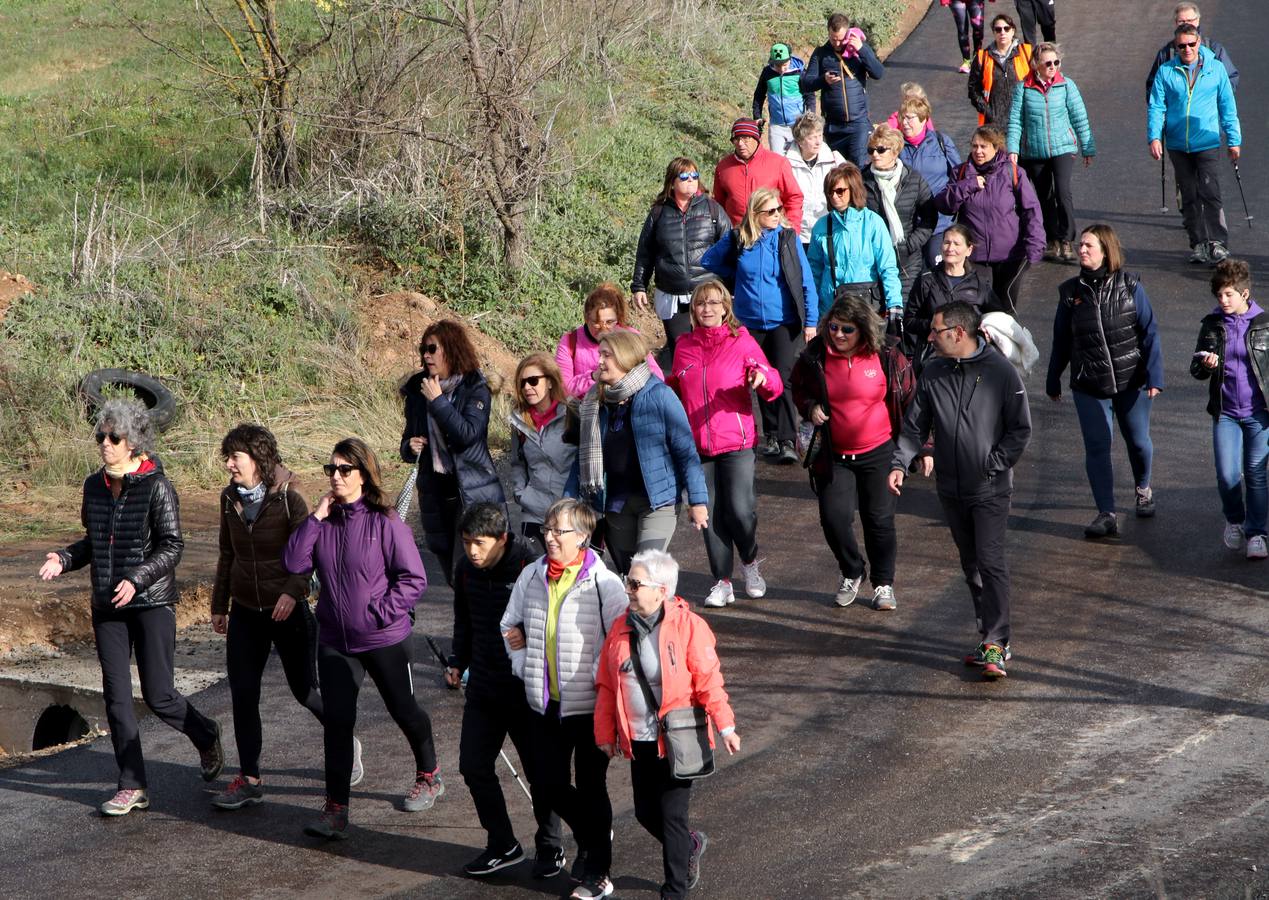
39, 399, 223, 816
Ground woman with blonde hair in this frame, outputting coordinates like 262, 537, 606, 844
568, 329, 709, 575
508, 353, 577, 551
701, 187, 818, 464
862, 124, 937, 300
668, 279, 783, 607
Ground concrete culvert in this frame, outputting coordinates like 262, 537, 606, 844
32, 704, 90, 751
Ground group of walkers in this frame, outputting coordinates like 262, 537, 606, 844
35, 4, 1257, 900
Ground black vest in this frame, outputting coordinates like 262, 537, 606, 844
1060, 271, 1143, 397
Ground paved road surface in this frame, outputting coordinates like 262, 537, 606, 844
1, 1, 1266, 897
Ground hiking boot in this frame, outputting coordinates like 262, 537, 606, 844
1209, 241, 1230, 263
100, 788, 149, 817
303, 798, 349, 840
1224, 522, 1246, 550
964, 642, 1012, 666
1060, 240, 1075, 261
1135, 486, 1156, 518
570, 876, 614, 899
1083, 511, 1118, 539
872, 584, 896, 611
688, 829, 709, 889
1189, 243, 1211, 265
532, 847, 567, 879
404, 770, 445, 812
777, 440, 799, 465
200, 719, 224, 782
981, 643, 1008, 679
703, 579, 734, 608
350, 736, 364, 788
212, 775, 264, 810
740, 558, 767, 598
834, 575, 862, 608
958, 58, 972, 74
464, 843, 526, 877
761, 434, 780, 457
1043, 239, 1062, 261
1246, 535, 1268, 560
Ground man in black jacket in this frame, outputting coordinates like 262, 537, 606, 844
888, 302, 1031, 680
446, 503, 564, 878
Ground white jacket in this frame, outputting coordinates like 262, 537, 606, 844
784, 143, 847, 243
981, 311, 1040, 376
501, 550, 628, 717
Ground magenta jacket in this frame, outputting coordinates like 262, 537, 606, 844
283, 498, 427, 654
555, 324, 665, 399
667, 324, 783, 457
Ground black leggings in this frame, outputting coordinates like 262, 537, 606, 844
749, 322, 804, 444
532, 703, 612, 879
226, 602, 324, 779
318, 639, 437, 805
989, 259, 1030, 315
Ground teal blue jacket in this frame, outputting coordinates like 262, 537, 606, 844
1147, 45, 1240, 153
806, 206, 901, 314
1006, 74, 1095, 160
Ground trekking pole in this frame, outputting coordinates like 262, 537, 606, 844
420, 629, 533, 800
1233, 162, 1254, 229
1159, 154, 1168, 213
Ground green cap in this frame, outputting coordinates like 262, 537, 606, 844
769, 43, 791, 63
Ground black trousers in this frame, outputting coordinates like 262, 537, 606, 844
989, 259, 1030, 315
938, 490, 1013, 646
422, 472, 462, 587
631, 741, 694, 900
92, 604, 219, 790
532, 702, 612, 879
460, 692, 563, 853
657, 306, 694, 374
317, 639, 437, 805
1169, 148, 1229, 248
1014, 0, 1056, 45
226, 602, 324, 779
815, 441, 898, 586
748, 322, 803, 444
701, 449, 759, 581
1021, 153, 1077, 243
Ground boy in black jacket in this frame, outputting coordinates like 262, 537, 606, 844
447, 503, 565, 878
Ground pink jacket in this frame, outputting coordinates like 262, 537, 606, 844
555, 325, 665, 399
667, 325, 782, 457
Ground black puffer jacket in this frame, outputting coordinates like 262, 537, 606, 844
57, 455, 183, 611
903, 264, 998, 361
447, 534, 537, 702
1047, 270, 1161, 399
862, 164, 936, 297
630, 193, 731, 296
1191, 310, 1269, 418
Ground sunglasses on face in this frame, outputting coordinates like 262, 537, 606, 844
827, 322, 857, 335
1175, 41, 1198, 49
95, 432, 123, 445
520, 375, 548, 388
759, 206, 783, 216
1041, 59, 1061, 68
323, 463, 358, 477
422, 343, 440, 355
867, 146, 891, 155
993, 25, 1013, 32
624, 576, 663, 591
677, 171, 701, 181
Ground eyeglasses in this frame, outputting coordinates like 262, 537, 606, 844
827, 323, 857, 335
323, 463, 359, 477
624, 576, 664, 591
1175, 41, 1198, 49
520, 375, 547, 388
694, 298, 726, 308
831, 187, 850, 196
758, 206, 783, 216
1040, 59, 1061, 68
677, 171, 701, 181
931, 324, 960, 335
422, 343, 440, 355
95, 432, 123, 445
993, 25, 1013, 32
540, 526, 577, 538
867, 146, 891, 155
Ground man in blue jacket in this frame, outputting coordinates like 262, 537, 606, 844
1147, 23, 1240, 265
801, 12, 884, 167
1144, 1, 1238, 98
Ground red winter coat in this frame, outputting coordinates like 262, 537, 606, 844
667, 324, 782, 457
712, 146, 804, 235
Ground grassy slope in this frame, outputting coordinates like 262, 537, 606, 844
0, 0, 911, 508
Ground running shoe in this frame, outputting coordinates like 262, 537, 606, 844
1247, 535, 1268, 560
872, 585, 896, 611
464, 843, 525, 877
570, 876, 614, 899
740, 559, 767, 598
1209, 241, 1230, 263
199, 719, 224, 782
981, 643, 1008, 679
211, 775, 263, 810
350, 735, 364, 787
404, 771, 445, 811
100, 788, 149, 817
703, 579, 734, 608
1224, 522, 1246, 550
1084, 511, 1118, 538
688, 829, 709, 889
958, 58, 972, 74
532, 847, 567, 879
1189, 243, 1211, 265
1135, 486, 1156, 517
761, 434, 780, 457
304, 798, 349, 840
834, 575, 862, 608
964, 642, 1012, 666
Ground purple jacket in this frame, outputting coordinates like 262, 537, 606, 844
283, 499, 427, 654
934, 155, 1045, 265
1220, 301, 1267, 418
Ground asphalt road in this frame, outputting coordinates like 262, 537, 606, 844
1, 1, 1267, 898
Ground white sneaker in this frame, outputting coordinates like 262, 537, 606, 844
350, 736, 364, 787
834, 575, 862, 608
872, 585, 896, 611
703, 580, 734, 608
740, 558, 767, 598
1246, 535, 1267, 560
1223, 522, 1246, 550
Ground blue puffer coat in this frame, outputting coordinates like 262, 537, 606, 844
1006, 74, 1095, 160
1147, 45, 1241, 154
900, 128, 962, 236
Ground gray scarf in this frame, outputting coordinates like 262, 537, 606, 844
427, 374, 464, 474
872, 161, 905, 247
578, 362, 652, 500
235, 481, 267, 524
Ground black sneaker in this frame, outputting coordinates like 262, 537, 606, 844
777, 440, 799, 465
687, 829, 709, 889
761, 434, 780, 457
1083, 511, 1118, 538
200, 719, 224, 783
532, 847, 566, 879
464, 843, 525, 877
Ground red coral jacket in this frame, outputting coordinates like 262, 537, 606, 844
594, 596, 736, 760
712, 146, 804, 235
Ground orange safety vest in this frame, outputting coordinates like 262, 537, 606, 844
976, 43, 1034, 125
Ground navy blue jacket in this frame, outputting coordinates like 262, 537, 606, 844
801, 41, 884, 133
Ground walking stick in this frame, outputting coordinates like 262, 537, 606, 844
1233, 162, 1254, 229
1160, 154, 1168, 213
420, 629, 534, 801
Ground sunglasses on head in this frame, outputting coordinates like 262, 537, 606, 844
677, 171, 701, 181
520, 375, 547, 388
95, 432, 123, 445
827, 322, 857, 335
323, 463, 358, 477
422, 343, 440, 355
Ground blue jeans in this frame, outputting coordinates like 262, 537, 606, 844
1213, 411, 1269, 537
1072, 389, 1154, 514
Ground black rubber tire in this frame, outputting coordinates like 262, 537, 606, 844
79, 368, 179, 432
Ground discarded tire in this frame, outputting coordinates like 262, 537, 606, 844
79, 368, 179, 431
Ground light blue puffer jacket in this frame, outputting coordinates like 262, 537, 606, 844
1006, 75, 1095, 160
1147, 45, 1240, 153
